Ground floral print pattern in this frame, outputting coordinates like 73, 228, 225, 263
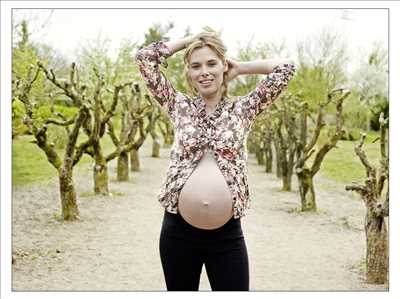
135, 41, 296, 219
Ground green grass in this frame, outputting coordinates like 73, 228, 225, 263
12, 134, 113, 187
13, 135, 59, 186
13, 128, 383, 187
319, 131, 383, 183
12, 120, 162, 187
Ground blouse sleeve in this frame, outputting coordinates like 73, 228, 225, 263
134, 41, 178, 119
238, 63, 296, 125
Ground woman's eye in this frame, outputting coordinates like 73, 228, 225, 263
191, 63, 216, 69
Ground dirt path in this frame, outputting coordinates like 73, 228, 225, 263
12, 138, 388, 291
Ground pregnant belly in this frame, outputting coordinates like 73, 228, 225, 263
178, 150, 234, 230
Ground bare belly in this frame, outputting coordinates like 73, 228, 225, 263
178, 148, 234, 230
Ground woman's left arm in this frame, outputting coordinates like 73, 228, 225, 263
238, 58, 295, 76
228, 58, 296, 124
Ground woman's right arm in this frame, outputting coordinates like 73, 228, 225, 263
135, 42, 176, 110
134, 37, 192, 111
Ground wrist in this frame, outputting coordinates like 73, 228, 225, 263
165, 38, 190, 55
183, 36, 194, 48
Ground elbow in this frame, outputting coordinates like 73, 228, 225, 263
134, 49, 143, 62
272, 60, 296, 75
281, 59, 296, 75
135, 46, 150, 63
271, 59, 296, 73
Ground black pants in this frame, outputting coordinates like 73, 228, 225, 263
159, 210, 249, 291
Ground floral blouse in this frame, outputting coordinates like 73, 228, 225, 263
135, 41, 296, 219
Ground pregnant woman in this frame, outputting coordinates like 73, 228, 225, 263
135, 27, 296, 291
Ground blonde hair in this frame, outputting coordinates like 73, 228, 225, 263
183, 27, 229, 99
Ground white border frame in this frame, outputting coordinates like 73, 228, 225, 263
2, 1, 399, 299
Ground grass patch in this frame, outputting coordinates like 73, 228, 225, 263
319, 131, 382, 183
12, 135, 60, 186
12, 134, 114, 187
13, 125, 382, 187
12, 116, 163, 187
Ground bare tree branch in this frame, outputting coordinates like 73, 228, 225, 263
345, 183, 368, 200
45, 116, 76, 126
355, 133, 374, 177
38, 61, 82, 106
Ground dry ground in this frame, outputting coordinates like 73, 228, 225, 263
11, 138, 389, 291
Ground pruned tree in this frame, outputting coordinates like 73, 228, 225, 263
295, 88, 350, 211
272, 96, 300, 191
15, 63, 91, 221
105, 85, 153, 181
12, 18, 66, 139
74, 31, 153, 183
345, 113, 389, 284
106, 103, 153, 176
38, 61, 132, 195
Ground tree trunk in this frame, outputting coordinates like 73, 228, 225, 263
164, 122, 174, 147
93, 161, 109, 195
273, 138, 282, 178
345, 114, 389, 285
93, 143, 109, 195
264, 145, 273, 173
365, 209, 388, 284
247, 138, 255, 154
264, 129, 273, 173
152, 138, 160, 157
282, 173, 291, 191
297, 168, 317, 211
117, 151, 129, 181
130, 148, 140, 171
284, 148, 295, 191
255, 143, 265, 165
59, 167, 80, 220
281, 150, 290, 191
281, 150, 294, 191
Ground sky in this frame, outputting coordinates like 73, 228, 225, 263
12, 8, 388, 72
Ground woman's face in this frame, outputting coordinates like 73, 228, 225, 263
187, 46, 228, 98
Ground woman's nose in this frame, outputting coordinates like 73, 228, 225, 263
200, 66, 210, 76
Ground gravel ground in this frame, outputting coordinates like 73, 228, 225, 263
12, 138, 389, 291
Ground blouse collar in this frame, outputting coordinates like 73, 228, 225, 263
195, 95, 227, 120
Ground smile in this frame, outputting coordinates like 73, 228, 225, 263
199, 79, 213, 86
